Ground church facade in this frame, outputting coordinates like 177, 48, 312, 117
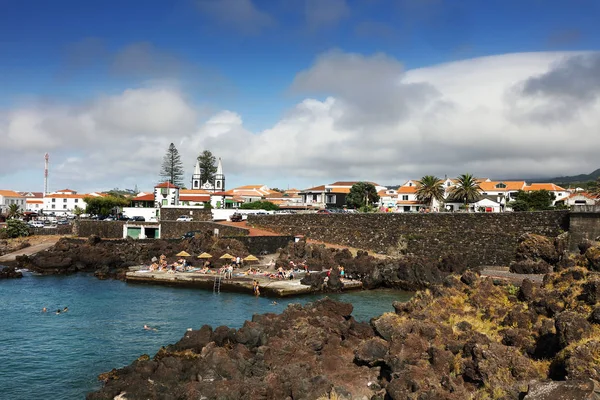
191, 157, 225, 192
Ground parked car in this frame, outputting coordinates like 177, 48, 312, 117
29, 221, 44, 228
230, 212, 243, 222
176, 215, 193, 222
182, 230, 203, 239
316, 209, 332, 214
130, 216, 145, 222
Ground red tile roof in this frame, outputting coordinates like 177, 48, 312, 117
132, 194, 154, 201
523, 183, 567, 192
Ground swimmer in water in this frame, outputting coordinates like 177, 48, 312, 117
63, 307, 68, 312
271, 301, 278, 305
143, 324, 157, 331
42, 307, 47, 313
56, 309, 61, 315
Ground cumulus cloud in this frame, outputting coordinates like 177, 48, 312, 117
291, 50, 439, 128
511, 52, 600, 121
2, 51, 600, 192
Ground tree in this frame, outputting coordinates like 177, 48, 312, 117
416, 175, 445, 208
197, 150, 217, 184
84, 196, 130, 216
7, 204, 22, 220
448, 173, 481, 210
73, 205, 85, 218
346, 182, 380, 210
5, 219, 30, 238
240, 201, 280, 211
160, 143, 185, 187
508, 190, 555, 211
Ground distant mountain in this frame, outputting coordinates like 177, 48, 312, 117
544, 168, 600, 184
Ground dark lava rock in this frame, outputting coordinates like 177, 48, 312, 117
555, 311, 592, 349
87, 298, 380, 400
515, 233, 559, 264
510, 259, 552, 274
0, 265, 23, 279
524, 379, 600, 400
518, 278, 535, 301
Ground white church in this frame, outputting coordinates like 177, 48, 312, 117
191, 157, 225, 192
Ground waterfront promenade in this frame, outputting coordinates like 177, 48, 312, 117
125, 269, 362, 297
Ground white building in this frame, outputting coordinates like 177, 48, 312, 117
42, 188, 98, 216
154, 182, 179, 207
0, 190, 26, 214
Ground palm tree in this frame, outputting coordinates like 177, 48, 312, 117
7, 204, 22, 220
416, 175, 445, 209
73, 205, 85, 219
449, 173, 482, 211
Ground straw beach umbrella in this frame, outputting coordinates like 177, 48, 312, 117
197, 252, 212, 259
244, 254, 259, 262
219, 253, 235, 260
176, 251, 191, 257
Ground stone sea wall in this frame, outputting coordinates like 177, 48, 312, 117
569, 211, 600, 251
160, 208, 212, 221
226, 235, 295, 255
248, 211, 570, 267
160, 221, 247, 239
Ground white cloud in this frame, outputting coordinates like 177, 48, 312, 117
2, 50, 600, 193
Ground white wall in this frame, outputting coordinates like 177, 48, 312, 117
122, 207, 158, 221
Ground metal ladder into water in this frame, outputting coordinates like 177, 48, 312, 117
213, 273, 222, 293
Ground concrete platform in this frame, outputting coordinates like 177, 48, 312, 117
125, 270, 363, 297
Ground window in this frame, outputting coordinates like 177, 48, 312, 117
216, 181, 221, 189
52, 198, 56, 203
495, 183, 507, 189
402, 195, 408, 200
75, 199, 78, 203
162, 199, 167, 206
63, 198, 67, 203
326, 195, 336, 203
63, 205, 67, 209
194, 181, 198, 189
161, 188, 168, 195
52, 205, 55, 209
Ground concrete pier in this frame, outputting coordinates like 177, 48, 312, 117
125, 270, 363, 297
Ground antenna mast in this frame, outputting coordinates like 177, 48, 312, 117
44, 153, 49, 195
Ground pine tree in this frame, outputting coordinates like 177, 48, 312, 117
197, 150, 217, 184
159, 143, 185, 187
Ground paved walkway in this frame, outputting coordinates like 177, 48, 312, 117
0, 237, 60, 263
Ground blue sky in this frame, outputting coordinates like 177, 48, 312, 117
1, 0, 600, 192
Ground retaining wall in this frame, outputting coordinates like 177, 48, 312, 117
248, 211, 570, 268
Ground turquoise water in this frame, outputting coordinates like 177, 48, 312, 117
0, 273, 411, 399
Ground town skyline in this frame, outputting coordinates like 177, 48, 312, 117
2, 1, 600, 192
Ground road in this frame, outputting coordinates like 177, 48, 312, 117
0, 237, 60, 263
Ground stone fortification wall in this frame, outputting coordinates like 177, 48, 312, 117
160, 208, 212, 221
76, 221, 126, 238
160, 221, 247, 239
569, 211, 600, 251
248, 211, 570, 267
225, 235, 295, 256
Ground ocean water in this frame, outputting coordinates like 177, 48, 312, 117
0, 273, 412, 400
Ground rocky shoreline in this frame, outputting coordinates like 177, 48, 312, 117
88, 264, 600, 399
0, 265, 23, 279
